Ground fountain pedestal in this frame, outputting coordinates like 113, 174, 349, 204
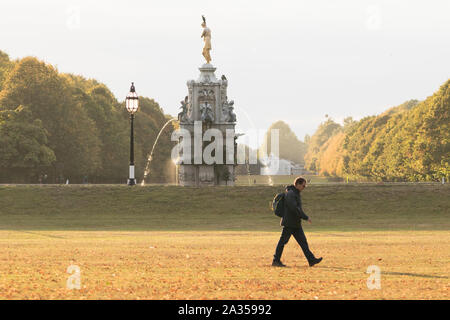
176, 64, 237, 186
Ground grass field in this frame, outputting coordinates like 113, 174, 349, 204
235, 175, 331, 185
0, 184, 449, 299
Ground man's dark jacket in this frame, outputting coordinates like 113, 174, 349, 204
281, 185, 309, 228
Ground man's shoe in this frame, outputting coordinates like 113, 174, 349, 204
272, 260, 287, 267
309, 257, 323, 267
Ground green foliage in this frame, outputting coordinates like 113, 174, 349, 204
133, 97, 176, 183
0, 57, 102, 179
0, 54, 174, 183
0, 106, 55, 169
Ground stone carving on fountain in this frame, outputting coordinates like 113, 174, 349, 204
222, 98, 236, 123
175, 16, 238, 186
200, 102, 214, 123
178, 96, 193, 124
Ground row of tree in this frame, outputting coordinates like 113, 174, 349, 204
258, 120, 308, 165
304, 80, 449, 181
0, 51, 176, 183
1, 51, 447, 183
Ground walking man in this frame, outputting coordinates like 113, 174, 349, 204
272, 177, 322, 267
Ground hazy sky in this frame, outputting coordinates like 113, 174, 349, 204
1, 0, 449, 144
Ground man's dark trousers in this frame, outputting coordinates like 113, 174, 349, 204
274, 226, 315, 263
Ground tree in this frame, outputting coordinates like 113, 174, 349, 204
0, 53, 178, 183
316, 131, 346, 177
0, 50, 13, 92
0, 105, 55, 182
0, 57, 102, 181
258, 120, 307, 165
304, 118, 341, 172
135, 97, 176, 183
304, 83, 448, 182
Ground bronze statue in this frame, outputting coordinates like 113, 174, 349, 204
201, 15, 212, 64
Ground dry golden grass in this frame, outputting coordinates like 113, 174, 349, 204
1, 230, 448, 300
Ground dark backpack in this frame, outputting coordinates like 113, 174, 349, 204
272, 192, 286, 217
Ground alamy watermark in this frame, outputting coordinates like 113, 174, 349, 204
171, 121, 280, 171
366, 265, 381, 290
66, 6, 81, 31
66, 265, 81, 290
366, 5, 382, 31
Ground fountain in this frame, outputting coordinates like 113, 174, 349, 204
141, 118, 177, 186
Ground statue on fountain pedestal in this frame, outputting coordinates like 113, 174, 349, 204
201, 15, 212, 64
178, 96, 194, 124
200, 101, 214, 123
222, 98, 236, 123
175, 16, 237, 186
178, 96, 189, 123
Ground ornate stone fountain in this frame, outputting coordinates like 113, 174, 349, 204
175, 17, 238, 186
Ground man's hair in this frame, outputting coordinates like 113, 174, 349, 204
294, 177, 306, 186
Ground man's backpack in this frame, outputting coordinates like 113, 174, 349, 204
272, 192, 286, 218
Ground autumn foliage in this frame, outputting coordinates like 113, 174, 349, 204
305, 81, 449, 181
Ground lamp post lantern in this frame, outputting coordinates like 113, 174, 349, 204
125, 82, 139, 185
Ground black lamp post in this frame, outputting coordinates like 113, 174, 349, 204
125, 82, 139, 185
